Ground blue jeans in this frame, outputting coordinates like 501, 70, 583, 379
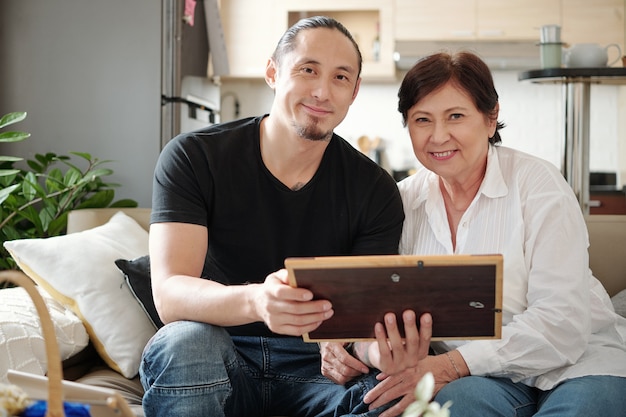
139, 321, 392, 417
435, 375, 626, 417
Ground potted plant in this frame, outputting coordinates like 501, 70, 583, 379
0, 111, 137, 271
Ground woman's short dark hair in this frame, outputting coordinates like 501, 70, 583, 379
397, 51, 505, 145
272, 16, 363, 78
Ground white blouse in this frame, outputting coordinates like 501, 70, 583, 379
397, 145, 626, 390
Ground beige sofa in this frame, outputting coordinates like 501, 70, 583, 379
64, 209, 626, 296
584, 215, 626, 298
3, 209, 626, 416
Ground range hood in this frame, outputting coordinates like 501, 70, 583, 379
394, 40, 541, 71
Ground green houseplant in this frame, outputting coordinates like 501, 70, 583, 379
0, 111, 137, 271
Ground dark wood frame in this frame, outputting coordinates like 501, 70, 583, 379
285, 254, 503, 342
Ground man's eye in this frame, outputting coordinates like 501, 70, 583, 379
302, 67, 315, 74
336, 74, 349, 81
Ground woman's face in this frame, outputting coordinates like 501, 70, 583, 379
406, 81, 497, 186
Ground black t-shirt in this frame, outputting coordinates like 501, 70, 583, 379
152, 116, 404, 336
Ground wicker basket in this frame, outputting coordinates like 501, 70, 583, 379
1, 270, 66, 417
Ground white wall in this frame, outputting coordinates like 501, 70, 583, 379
220, 73, 624, 187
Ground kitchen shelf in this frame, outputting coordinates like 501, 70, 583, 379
518, 67, 626, 85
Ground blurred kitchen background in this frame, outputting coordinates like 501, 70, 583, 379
220, 70, 620, 181
1, 0, 625, 212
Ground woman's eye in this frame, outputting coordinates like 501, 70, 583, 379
450, 113, 463, 120
415, 117, 429, 123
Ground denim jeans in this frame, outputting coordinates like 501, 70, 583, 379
435, 375, 626, 417
140, 321, 392, 417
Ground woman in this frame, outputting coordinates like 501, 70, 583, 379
355, 51, 626, 417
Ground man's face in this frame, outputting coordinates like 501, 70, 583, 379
266, 28, 361, 142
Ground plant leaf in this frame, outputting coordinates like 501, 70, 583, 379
110, 199, 139, 208
0, 169, 21, 177
33, 153, 57, 171
63, 167, 82, 187
0, 112, 27, 129
0, 224, 22, 241
47, 212, 69, 236
0, 131, 139, 270
21, 205, 44, 235
70, 152, 93, 161
77, 168, 114, 185
26, 159, 44, 173
0, 184, 20, 205
0, 156, 23, 163
75, 190, 115, 208
22, 172, 39, 201
0, 131, 30, 143
69, 151, 93, 161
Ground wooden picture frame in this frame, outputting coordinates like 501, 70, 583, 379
285, 254, 503, 342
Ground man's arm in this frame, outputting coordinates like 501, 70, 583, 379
149, 222, 334, 335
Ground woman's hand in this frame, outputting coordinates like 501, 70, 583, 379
356, 311, 434, 417
374, 310, 431, 374
365, 355, 451, 417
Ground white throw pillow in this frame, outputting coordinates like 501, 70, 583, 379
612, 289, 626, 318
0, 286, 89, 383
3, 211, 152, 378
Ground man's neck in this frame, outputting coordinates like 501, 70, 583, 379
260, 116, 330, 190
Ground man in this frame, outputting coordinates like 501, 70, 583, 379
140, 16, 405, 416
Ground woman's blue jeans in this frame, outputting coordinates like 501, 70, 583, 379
139, 321, 392, 417
435, 374, 626, 417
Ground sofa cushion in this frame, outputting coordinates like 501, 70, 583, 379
0, 286, 89, 383
115, 255, 164, 329
3, 211, 153, 378
76, 367, 144, 417
585, 215, 626, 297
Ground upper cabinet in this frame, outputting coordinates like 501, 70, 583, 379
394, 0, 476, 40
275, 0, 395, 81
220, 0, 394, 80
561, 0, 624, 51
220, 0, 283, 78
394, 0, 561, 41
220, 0, 626, 79
476, 0, 561, 40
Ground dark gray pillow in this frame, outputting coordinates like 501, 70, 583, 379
115, 255, 164, 329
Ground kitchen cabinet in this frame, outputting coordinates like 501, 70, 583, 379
394, 0, 561, 41
220, 0, 394, 80
561, 0, 625, 57
220, 0, 625, 79
220, 0, 283, 78
276, 0, 395, 81
590, 192, 626, 214
394, 0, 475, 41
476, 0, 561, 40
